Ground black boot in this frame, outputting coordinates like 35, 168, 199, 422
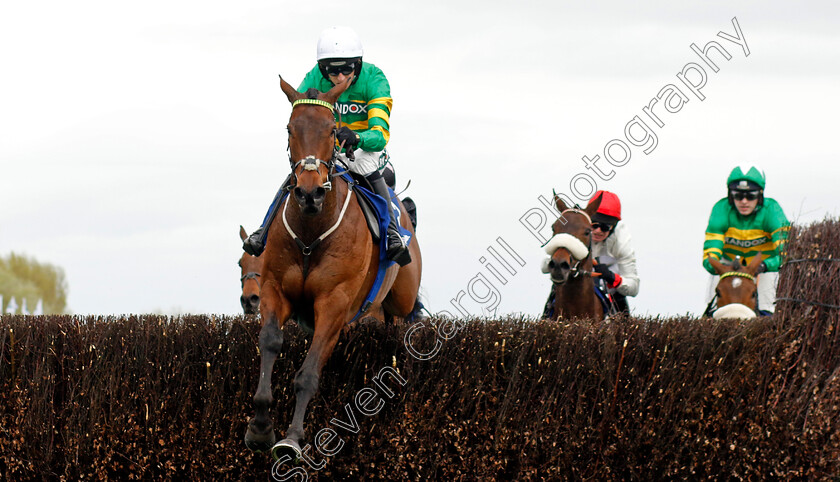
367, 171, 411, 266
243, 175, 292, 256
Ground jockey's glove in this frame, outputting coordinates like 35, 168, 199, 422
593, 262, 617, 286
337, 126, 360, 151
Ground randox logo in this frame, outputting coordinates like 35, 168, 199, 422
725, 236, 769, 248
335, 102, 367, 115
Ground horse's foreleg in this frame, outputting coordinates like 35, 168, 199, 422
245, 284, 291, 453
274, 293, 348, 459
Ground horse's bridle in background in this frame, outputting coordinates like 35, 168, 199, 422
703, 270, 758, 317
550, 208, 596, 279
241, 271, 260, 288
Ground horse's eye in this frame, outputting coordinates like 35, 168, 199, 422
715, 289, 721, 296
585, 229, 592, 236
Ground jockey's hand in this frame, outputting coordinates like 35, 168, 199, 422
337, 126, 360, 151
593, 262, 616, 286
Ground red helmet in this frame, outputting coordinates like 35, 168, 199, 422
589, 190, 621, 220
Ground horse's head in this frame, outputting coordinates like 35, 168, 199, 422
279, 75, 351, 216
542, 194, 602, 285
708, 253, 763, 317
239, 225, 263, 314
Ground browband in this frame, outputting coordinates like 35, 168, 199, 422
720, 271, 756, 283
292, 99, 335, 112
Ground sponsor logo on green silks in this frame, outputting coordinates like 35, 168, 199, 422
336, 102, 367, 115
725, 236, 769, 248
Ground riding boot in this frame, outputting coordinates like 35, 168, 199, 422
366, 171, 411, 266
243, 174, 293, 256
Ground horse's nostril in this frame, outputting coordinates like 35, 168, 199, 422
314, 187, 326, 199
250, 295, 260, 305
548, 260, 555, 269
294, 187, 305, 199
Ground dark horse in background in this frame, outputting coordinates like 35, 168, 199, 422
704, 253, 763, 319
244, 74, 422, 461
239, 226, 263, 314
542, 194, 605, 320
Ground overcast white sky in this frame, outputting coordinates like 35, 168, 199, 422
1, 1, 838, 317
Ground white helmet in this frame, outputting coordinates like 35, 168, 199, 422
316, 26, 363, 60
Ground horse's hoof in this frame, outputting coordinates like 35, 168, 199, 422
244, 426, 277, 453
271, 438, 302, 462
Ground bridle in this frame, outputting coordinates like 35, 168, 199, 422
703, 270, 758, 317
543, 208, 596, 279
281, 98, 356, 278
286, 98, 339, 191
241, 271, 261, 288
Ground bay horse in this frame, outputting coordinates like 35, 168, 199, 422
542, 194, 605, 320
244, 75, 422, 460
705, 254, 763, 319
239, 225, 263, 314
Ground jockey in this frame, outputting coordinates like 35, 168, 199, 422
588, 191, 640, 314
703, 166, 790, 313
243, 26, 410, 266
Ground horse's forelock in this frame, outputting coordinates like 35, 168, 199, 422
305, 88, 320, 100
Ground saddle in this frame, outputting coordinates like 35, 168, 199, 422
347, 170, 418, 243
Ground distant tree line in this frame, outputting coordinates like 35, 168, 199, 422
0, 252, 68, 314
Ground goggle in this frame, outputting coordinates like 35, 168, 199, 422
324, 63, 355, 76
591, 222, 614, 232
731, 190, 759, 201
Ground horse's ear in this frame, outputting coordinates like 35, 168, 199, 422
708, 256, 728, 275
279, 75, 304, 103
554, 193, 569, 212
584, 192, 603, 219
240, 225, 247, 241
321, 74, 352, 104
746, 253, 764, 275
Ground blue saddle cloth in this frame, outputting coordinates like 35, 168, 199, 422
333, 166, 413, 323
593, 282, 616, 318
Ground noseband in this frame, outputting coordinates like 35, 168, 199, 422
241, 271, 261, 288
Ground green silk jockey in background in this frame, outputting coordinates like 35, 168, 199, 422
243, 26, 410, 266
703, 166, 790, 313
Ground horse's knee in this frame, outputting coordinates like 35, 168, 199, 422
293, 370, 320, 397
258, 317, 284, 353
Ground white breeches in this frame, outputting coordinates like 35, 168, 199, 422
338, 149, 389, 176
